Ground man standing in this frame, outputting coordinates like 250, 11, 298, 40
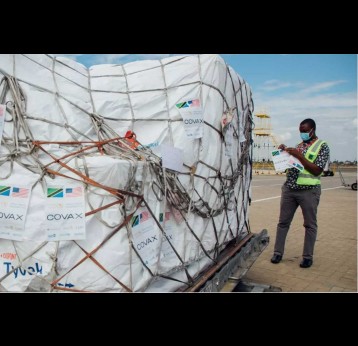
270, 118, 330, 268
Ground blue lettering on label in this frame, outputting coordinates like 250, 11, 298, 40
3, 261, 43, 278
57, 282, 75, 288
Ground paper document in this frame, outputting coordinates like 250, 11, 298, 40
271, 149, 304, 172
160, 144, 184, 172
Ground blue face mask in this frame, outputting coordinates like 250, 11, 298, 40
300, 129, 312, 142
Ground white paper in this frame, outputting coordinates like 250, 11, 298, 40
160, 144, 184, 172
176, 99, 204, 139
287, 156, 304, 171
44, 184, 86, 241
271, 149, 304, 172
0, 105, 6, 149
131, 207, 159, 267
0, 186, 32, 241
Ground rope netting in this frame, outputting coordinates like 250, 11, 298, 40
0, 54, 254, 292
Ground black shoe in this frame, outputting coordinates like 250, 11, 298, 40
271, 254, 282, 264
300, 258, 313, 268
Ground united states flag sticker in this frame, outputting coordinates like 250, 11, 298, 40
191, 99, 200, 107
12, 187, 29, 198
140, 210, 150, 222
65, 186, 82, 197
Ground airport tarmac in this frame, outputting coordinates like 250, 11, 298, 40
235, 169, 357, 292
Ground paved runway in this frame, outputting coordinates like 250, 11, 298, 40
241, 170, 357, 292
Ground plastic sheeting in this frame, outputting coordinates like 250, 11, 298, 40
0, 54, 254, 292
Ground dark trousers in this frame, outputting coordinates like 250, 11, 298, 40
274, 185, 321, 259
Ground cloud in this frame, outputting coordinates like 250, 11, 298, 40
274, 131, 292, 143
54, 54, 175, 67
254, 87, 357, 161
135, 54, 171, 60
52, 54, 84, 61
259, 79, 303, 92
93, 54, 130, 64
300, 80, 347, 94
256, 91, 356, 113
258, 79, 348, 94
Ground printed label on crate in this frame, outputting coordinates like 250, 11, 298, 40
131, 207, 160, 267
0, 185, 32, 241
44, 185, 86, 241
176, 99, 204, 139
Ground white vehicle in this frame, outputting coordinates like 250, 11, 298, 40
322, 159, 334, 177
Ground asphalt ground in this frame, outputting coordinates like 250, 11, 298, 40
232, 168, 357, 292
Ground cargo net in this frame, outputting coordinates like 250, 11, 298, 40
0, 54, 253, 292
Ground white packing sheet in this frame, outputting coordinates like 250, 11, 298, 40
0, 54, 253, 292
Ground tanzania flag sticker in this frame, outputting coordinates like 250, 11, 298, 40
47, 187, 64, 198
0, 186, 11, 196
176, 99, 200, 109
131, 215, 139, 227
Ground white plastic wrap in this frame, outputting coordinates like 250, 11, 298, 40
0, 54, 253, 292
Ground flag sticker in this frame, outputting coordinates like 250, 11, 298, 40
159, 212, 171, 222
0, 186, 11, 197
65, 187, 82, 197
140, 210, 150, 222
176, 99, 200, 109
47, 187, 64, 198
272, 150, 280, 156
131, 211, 152, 227
131, 215, 139, 227
12, 187, 29, 198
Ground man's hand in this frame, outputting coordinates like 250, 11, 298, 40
285, 147, 322, 176
285, 147, 303, 160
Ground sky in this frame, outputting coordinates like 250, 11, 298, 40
56, 54, 357, 161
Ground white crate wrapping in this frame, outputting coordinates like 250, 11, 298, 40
0, 54, 253, 292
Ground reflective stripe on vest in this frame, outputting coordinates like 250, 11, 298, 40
297, 139, 326, 186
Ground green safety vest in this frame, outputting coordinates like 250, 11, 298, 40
297, 139, 327, 186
